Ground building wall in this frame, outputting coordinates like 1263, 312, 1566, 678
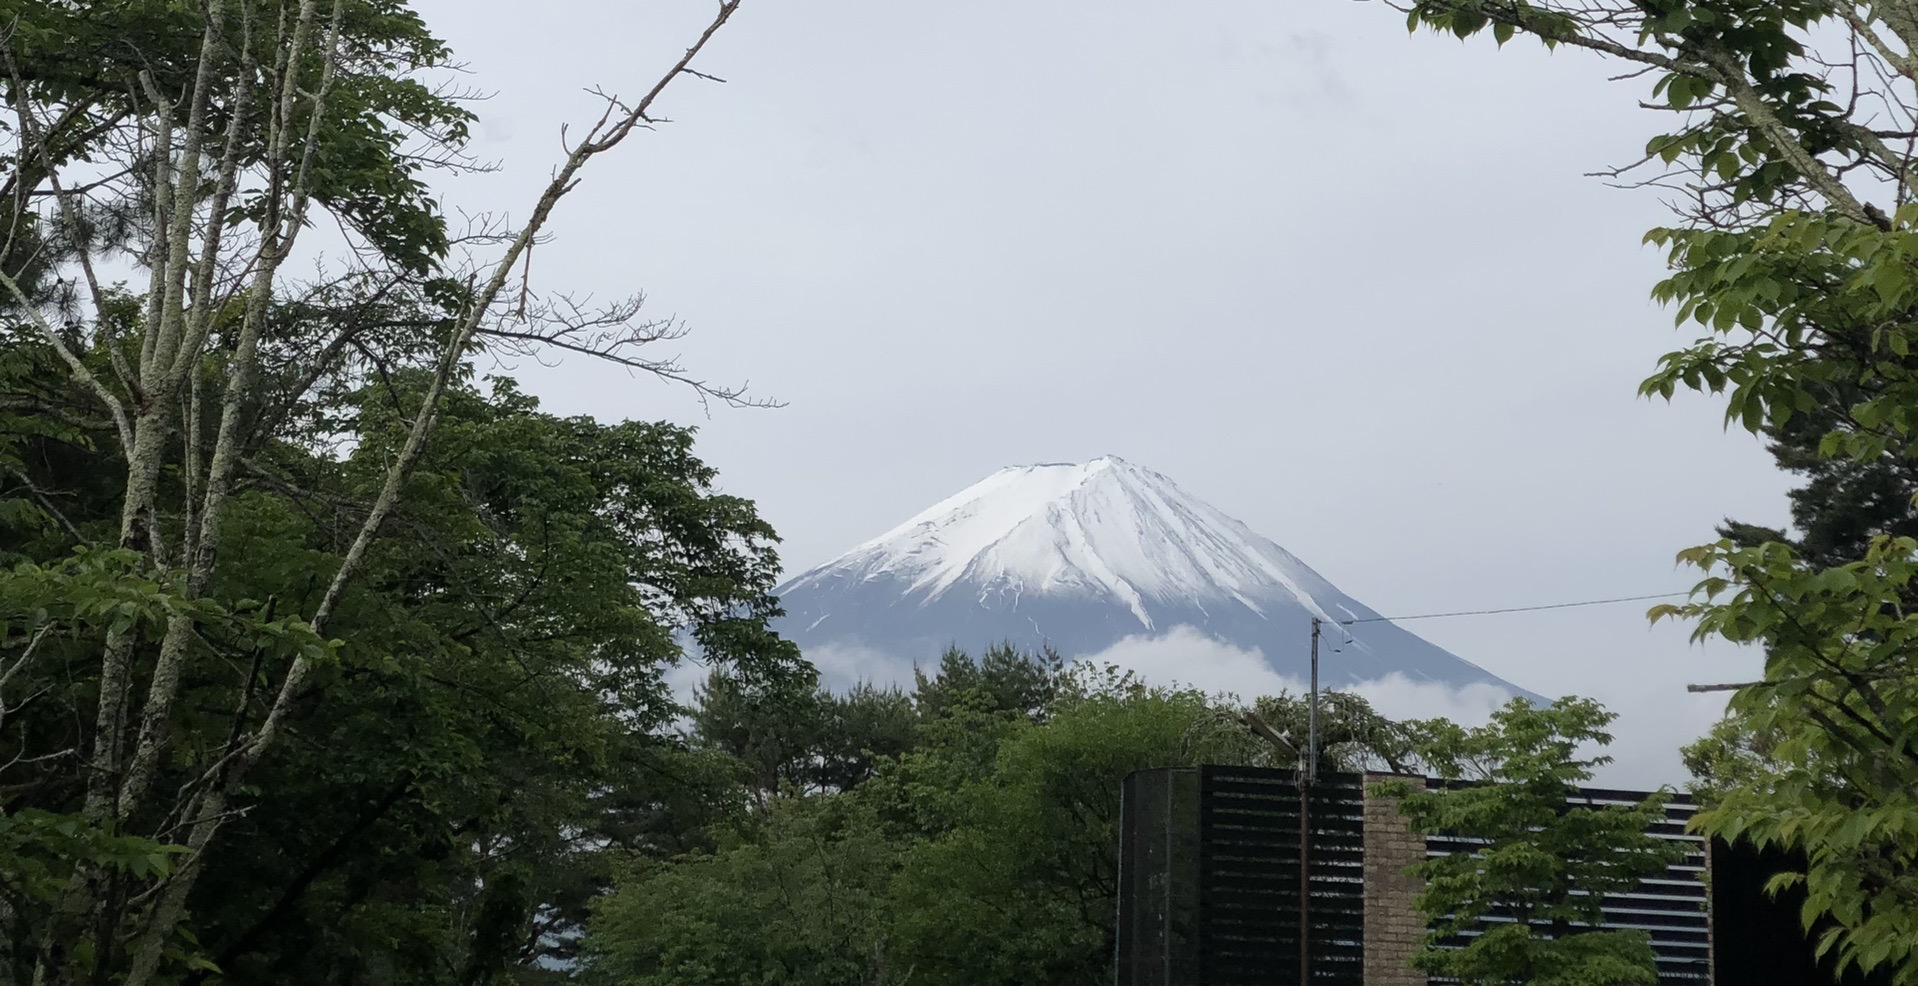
1362, 773, 1427, 986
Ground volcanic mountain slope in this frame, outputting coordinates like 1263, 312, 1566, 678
773, 456, 1537, 698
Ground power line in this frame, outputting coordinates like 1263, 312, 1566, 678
1339, 591, 1689, 625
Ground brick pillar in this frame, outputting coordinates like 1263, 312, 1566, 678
1363, 773, 1428, 986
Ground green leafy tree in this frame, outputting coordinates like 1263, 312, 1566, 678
1718, 392, 1918, 569
590, 655, 1314, 986
689, 670, 830, 802
585, 795, 907, 986
1376, 697, 1680, 986
886, 674, 1250, 986
0, 0, 759, 979
1, 356, 799, 981
1376, 1, 1918, 979
169, 378, 799, 981
814, 684, 922, 792
1225, 688, 1422, 774
910, 642, 1066, 722
690, 673, 918, 802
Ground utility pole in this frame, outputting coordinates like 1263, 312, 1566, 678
1307, 617, 1320, 784
1237, 709, 1312, 986
1300, 617, 1321, 985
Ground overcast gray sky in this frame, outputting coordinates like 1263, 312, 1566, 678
411, 0, 1795, 785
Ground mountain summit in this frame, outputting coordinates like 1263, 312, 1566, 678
774, 456, 1537, 697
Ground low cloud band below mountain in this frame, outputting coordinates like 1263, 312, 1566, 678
776, 569, 1544, 702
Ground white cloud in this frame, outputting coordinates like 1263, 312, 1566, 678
1076, 626, 1287, 700
707, 624, 1730, 791
1074, 626, 1512, 723
666, 640, 920, 707
1347, 673, 1507, 729
662, 656, 712, 707
1073, 625, 1724, 789
802, 641, 916, 690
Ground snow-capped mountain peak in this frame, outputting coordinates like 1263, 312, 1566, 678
773, 457, 1536, 699
799, 456, 1342, 630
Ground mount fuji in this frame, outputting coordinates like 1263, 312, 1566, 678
772, 456, 1538, 699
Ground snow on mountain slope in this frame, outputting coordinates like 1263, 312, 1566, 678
787, 457, 1341, 620
774, 456, 1540, 699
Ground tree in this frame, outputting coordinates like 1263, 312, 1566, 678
172, 378, 797, 981
585, 795, 907, 986
589, 652, 1311, 986
0, 362, 800, 980
690, 672, 918, 802
1377, 2, 1918, 979
1721, 393, 1918, 569
0, 1, 772, 980
1212, 682, 1426, 774
1376, 697, 1680, 986
587, 646, 1077, 986
884, 674, 1251, 986
910, 642, 1066, 722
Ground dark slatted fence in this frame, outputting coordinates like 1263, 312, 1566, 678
1421, 786, 1709, 984
1117, 767, 1367, 986
1117, 767, 1712, 986
1197, 767, 1366, 986
1594, 788, 1710, 984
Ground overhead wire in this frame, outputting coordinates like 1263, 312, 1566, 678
1338, 591, 1689, 626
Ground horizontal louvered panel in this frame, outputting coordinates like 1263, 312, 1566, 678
1200, 767, 1367, 986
